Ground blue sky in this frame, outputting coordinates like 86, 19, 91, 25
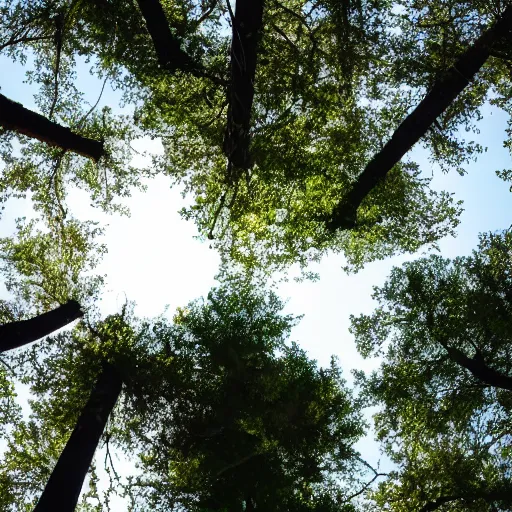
1, 51, 512, 507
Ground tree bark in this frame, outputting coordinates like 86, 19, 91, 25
33, 362, 123, 512
327, 5, 512, 231
245, 496, 255, 512
223, 0, 264, 170
0, 94, 104, 161
419, 496, 460, 512
135, 0, 199, 72
0, 300, 83, 353
443, 345, 512, 391
420, 486, 512, 512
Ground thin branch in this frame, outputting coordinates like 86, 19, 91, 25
75, 74, 110, 131
207, 187, 228, 240
49, 12, 64, 120
341, 472, 387, 503
104, 434, 121, 482
192, 0, 218, 28
216, 451, 260, 477
0, 33, 52, 52
271, 23, 299, 52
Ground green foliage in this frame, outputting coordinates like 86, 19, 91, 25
119, 283, 367, 511
0, 0, 477, 276
0, 281, 370, 510
351, 230, 512, 510
0, 216, 106, 311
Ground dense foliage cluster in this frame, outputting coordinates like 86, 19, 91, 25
0, 0, 511, 510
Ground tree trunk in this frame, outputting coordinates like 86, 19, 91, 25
0, 94, 104, 161
33, 362, 123, 512
444, 345, 512, 391
135, 0, 198, 72
245, 496, 255, 512
327, 5, 512, 231
0, 300, 83, 352
223, 0, 264, 170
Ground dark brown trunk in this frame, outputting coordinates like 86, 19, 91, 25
444, 345, 512, 391
0, 300, 83, 352
0, 94, 104, 161
245, 496, 255, 512
223, 0, 264, 170
419, 496, 462, 512
420, 486, 512, 512
33, 362, 123, 512
135, 0, 198, 72
327, 5, 512, 230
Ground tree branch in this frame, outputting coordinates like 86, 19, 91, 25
135, 0, 225, 86
326, 4, 512, 231
0, 93, 104, 160
0, 300, 83, 352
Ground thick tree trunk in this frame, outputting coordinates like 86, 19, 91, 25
0, 94, 104, 161
420, 486, 512, 512
245, 496, 255, 512
444, 345, 512, 391
0, 300, 83, 352
223, 0, 264, 170
327, 5, 512, 231
135, 0, 198, 72
33, 362, 123, 512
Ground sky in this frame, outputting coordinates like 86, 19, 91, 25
1, 44, 512, 508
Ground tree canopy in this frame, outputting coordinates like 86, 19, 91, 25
351, 231, 512, 511
6, 0, 512, 273
1, 0, 512, 511
0, 281, 376, 511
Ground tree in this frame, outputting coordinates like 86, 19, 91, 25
327, 3, 512, 230
0, 0, 152, 221
0, 0, 463, 275
350, 230, 512, 511
112, 282, 370, 511
1, 281, 374, 510
0, 93, 104, 161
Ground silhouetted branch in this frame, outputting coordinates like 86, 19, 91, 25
135, 0, 225, 85
48, 12, 64, 120
0, 300, 83, 352
135, 0, 197, 72
34, 362, 123, 512
442, 343, 512, 391
0, 93, 105, 160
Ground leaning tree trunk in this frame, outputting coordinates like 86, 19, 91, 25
0, 93, 104, 161
0, 300, 83, 352
327, 4, 512, 231
135, 0, 207, 76
33, 362, 123, 512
